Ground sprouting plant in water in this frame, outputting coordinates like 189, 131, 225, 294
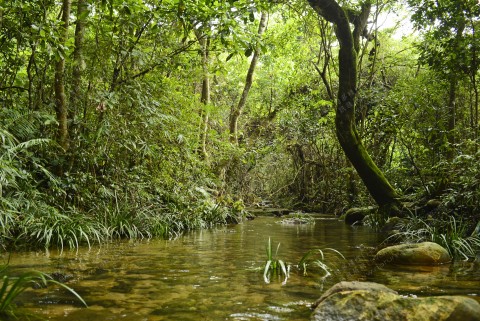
263, 238, 289, 284
261, 238, 345, 284
298, 248, 345, 279
0, 262, 87, 319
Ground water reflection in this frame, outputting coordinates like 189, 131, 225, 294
3, 215, 480, 320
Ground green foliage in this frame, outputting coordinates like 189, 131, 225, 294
0, 0, 479, 252
20, 206, 105, 250
440, 150, 480, 216
0, 263, 86, 319
261, 238, 345, 284
408, 0, 480, 79
390, 215, 480, 260
263, 238, 289, 284
298, 248, 345, 278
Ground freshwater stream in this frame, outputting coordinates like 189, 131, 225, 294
5, 214, 480, 320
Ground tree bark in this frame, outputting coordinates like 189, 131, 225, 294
54, 0, 71, 151
446, 77, 456, 160
70, 0, 87, 122
307, 0, 399, 207
195, 33, 210, 159
229, 12, 268, 144
445, 18, 465, 160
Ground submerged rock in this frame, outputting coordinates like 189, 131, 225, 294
311, 281, 480, 321
375, 242, 451, 265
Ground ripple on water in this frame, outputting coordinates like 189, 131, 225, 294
5, 215, 480, 320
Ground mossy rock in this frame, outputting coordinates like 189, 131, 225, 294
343, 206, 377, 225
426, 199, 442, 209
312, 281, 480, 321
375, 242, 451, 265
312, 281, 397, 309
380, 216, 405, 234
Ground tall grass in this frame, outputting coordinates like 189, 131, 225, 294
0, 116, 244, 251
263, 238, 289, 284
390, 215, 480, 260
19, 206, 106, 251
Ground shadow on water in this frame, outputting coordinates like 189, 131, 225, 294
3, 214, 480, 320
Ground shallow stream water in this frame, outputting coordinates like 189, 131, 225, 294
4, 214, 480, 320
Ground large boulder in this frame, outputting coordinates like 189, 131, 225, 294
312, 281, 397, 309
312, 281, 480, 321
375, 242, 451, 265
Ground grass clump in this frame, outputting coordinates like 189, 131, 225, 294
390, 215, 480, 260
263, 238, 289, 284
261, 238, 345, 284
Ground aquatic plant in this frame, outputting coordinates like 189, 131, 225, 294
390, 215, 480, 260
298, 248, 345, 278
263, 238, 289, 284
262, 238, 345, 284
0, 263, 87, 318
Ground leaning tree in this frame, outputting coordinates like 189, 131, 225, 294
307, 0, 400, 208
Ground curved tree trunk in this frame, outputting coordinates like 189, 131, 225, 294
229, 12, 268, 144
307, 0, 399, 207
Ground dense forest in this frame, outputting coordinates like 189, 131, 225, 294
1, 0, 479, 253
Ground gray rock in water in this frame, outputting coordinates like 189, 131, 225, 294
375, 242, 451, 265
312, 281, 480, 321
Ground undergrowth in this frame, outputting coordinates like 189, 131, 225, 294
388, 215, 480, 260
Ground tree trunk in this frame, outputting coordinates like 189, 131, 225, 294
446, 77, 456, 160
54, 0, 71, 151
229, 12, 268, 144
445, 19, 465, 160
196, 34, 210, 159
70, 0, 87, 122
307, 0, 399, 207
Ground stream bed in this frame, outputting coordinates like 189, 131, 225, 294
4, 214, 480, 320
